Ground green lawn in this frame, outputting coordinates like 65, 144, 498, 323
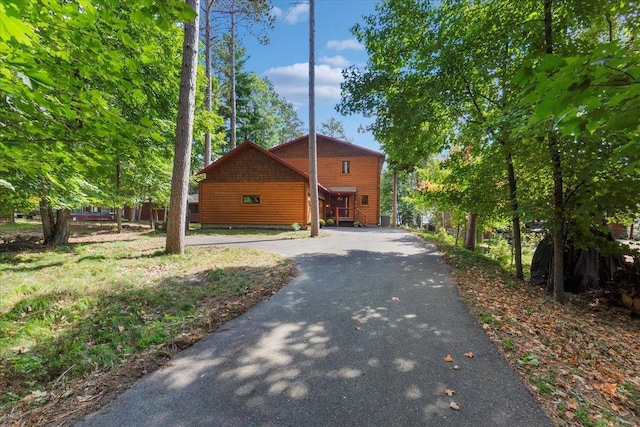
0, 230, 294, 412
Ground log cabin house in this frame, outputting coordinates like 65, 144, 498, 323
197, 135, 385, 228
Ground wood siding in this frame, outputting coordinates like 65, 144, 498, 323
271, 135, 384, 225
202, 144, 303, 183
270, 155, 382, 226
199, 182, 307, 226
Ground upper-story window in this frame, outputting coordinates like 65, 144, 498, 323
342, 160, 350, 174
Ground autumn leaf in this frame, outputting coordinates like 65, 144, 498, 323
449, 401, 460, 410
453, 365, 460, 370
603, 383, 618, 397
464, 352, 474, 358
567, 400, 579, 410
444, 354, 453, 362
445, 388, 455, 396
392, 297, 400, 301
117, 325, 125, 332
355, 325, 361, 331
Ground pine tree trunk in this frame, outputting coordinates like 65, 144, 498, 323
204, 0, 213, 166
230, 11, 237, 150
166, 0, 199, 254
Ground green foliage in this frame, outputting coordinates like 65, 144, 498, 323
326, 218, 335, 226
340, 0, 640, 287
291, 222, 301, 231
1, 0, 189, 225
487, 238, 512, 266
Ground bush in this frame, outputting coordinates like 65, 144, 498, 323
319, 219, 326, 227
488, 238, 511, 266
291, 222, 301, 231
326, 218, 335, 226
436, 227, 455, 245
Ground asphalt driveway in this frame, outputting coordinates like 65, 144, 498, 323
77, 228, 552, 426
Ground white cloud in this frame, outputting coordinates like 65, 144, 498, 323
264, 62, 344, 107
271, 3, 309, 25
325, 39, 365, 52
320, 55, 352, 68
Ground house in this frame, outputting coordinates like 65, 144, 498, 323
197, 135, 385, 228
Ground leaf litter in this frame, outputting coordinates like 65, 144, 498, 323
442, 250, 640, 426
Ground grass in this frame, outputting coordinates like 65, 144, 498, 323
0, 230, 295, 417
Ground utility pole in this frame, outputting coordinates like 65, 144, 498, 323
308, 0, 319, 237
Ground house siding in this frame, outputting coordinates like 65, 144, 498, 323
199, 181, 307, 226
202, 145, 303, 183
271, 137, 384, 226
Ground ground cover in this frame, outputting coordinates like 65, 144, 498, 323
421, 229, 640, 427
0, 223, 298, 426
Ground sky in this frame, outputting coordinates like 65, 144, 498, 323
239, 0, 381, 152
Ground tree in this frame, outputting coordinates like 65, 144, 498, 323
165, 0, 200, 255
319, 117, 352, 142
339, 0, 640, 301
1, 0, 189, 246
208, 0, 274, 150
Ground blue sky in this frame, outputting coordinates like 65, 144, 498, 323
240, 0, 381, 152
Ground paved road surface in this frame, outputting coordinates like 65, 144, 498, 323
77, 228, 552, 427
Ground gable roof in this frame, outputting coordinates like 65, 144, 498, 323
197, 140, 330, 193
270, 134, 385, 158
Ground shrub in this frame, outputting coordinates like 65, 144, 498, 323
488, 238, 511, 266
291, 222, 301, 231
319, 219, 326, 227
326, 218, 335, 226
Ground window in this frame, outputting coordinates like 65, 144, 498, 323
361, 195, 369, 206
242, 195, 260, 204
342, 160, 350, 174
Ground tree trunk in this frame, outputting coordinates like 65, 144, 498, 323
229, 11, 237, 150
40, 199, 71, 247
166, 0, 199, 255
116, 162, 122, 233
392, 170, 398, 227
308, 0, 319, 237
544, 0, 565, 302
549, 131, 566, 302
504, 149, 523, 279
40, 198, 54, 239
204, 0, 213, 167
464, 213, 477, 251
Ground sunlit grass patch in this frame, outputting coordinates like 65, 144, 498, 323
0, 235, 294, 412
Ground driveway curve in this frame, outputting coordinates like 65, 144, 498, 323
78, 228, 552, 427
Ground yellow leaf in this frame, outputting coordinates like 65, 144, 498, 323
464, 352, 474, 358
444, 354, 453, 362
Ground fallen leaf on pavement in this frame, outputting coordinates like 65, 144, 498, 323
392, 297, 400, 301
449, 401, 460, 410
453, 365, 460, 370
444, 354, 453, 362
355, 325, 361, 331
445, 388, 455, 396
464, 352, 474, 358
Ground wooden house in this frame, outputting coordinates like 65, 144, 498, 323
197, 135, 385, 228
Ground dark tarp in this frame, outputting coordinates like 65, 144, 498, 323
530, 235, 623, 293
